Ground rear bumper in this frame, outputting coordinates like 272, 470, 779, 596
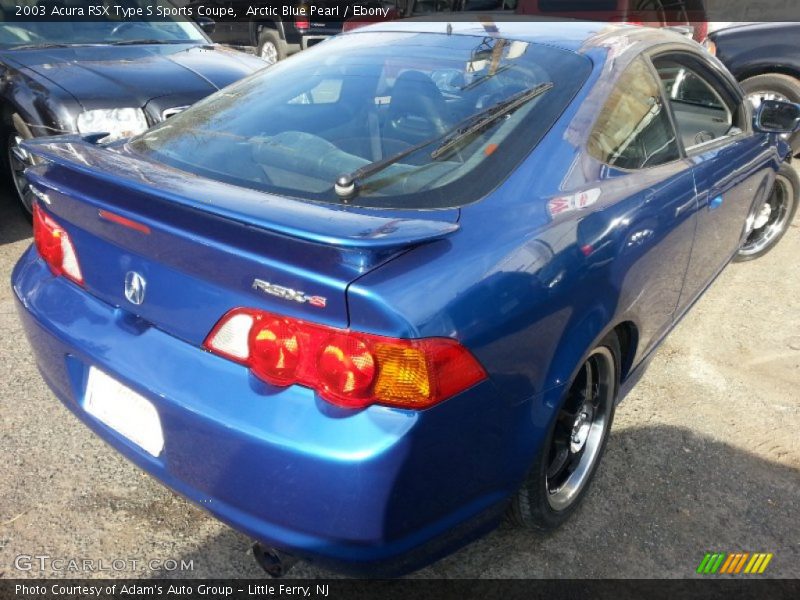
11, 246, 533, 575
284, 36, 330, 55
300, 35, 329, 50
283, 25, 337, 53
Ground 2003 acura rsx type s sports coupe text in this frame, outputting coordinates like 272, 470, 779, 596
11, 20, 800, 576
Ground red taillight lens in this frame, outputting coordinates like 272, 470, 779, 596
295, 4, 310, 30
250, 317, 301, 385
33, 203, 84, 285
317, 335, 376, 406
204, 309, 487, 410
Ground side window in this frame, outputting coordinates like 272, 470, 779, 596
588, 57, 681, 170
653, 57, 739, 152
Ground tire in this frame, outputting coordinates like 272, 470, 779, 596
1, 113, 35, 221
508, 333, 620, 530
256, 29, 286, 67
740, 73, 800, 154
735, 162, 799, 262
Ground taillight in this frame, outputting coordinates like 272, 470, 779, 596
204, 308, 487, 410
33, 203, 84, 285
250, 316, 302, 385
295, 3, 310, 30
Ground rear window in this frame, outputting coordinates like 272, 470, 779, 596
131, 32, 591, 209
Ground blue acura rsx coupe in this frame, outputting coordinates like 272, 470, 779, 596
11, 20, 800, 576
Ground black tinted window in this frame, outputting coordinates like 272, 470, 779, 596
588, 57, 680, 170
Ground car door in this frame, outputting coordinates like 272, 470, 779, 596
586, 56, 698, 355
652, 53, 776, 308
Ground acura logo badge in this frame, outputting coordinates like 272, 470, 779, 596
124, 271, 146, 306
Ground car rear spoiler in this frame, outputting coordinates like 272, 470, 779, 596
22, 136, 460, 250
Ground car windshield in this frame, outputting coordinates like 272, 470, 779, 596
0, 0, 205, 48
131, 31, 591, 209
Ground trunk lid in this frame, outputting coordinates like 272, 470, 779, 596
23, 136, 459, 345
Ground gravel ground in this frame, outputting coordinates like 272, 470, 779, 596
0, 181, 798, 580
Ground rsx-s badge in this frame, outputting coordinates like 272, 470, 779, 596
252, 279, 327, 308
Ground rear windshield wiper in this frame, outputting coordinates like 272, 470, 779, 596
334, 82, 553, 200
9, 43, 71, 50
430, 82, 554, 160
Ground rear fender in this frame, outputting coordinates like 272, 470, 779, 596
541, 304, 614, 398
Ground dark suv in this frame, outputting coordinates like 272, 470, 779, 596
705, 22, 800, 153
191, 1, 362, 66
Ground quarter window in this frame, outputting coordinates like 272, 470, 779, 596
588, 57, 680, 170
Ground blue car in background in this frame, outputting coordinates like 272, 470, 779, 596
11, 20, 800, 575
0, 0, 264, 217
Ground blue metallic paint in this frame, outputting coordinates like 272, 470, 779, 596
12, 249, 528, 574
11, 22, 791, 574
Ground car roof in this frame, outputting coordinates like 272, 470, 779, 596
710, 21, 800, 38
342, 17, 699, 55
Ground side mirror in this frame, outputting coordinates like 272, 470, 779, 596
196, 17, 216, 35
754, 99, 800, 134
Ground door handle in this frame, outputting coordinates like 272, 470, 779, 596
675, 197, 695, 217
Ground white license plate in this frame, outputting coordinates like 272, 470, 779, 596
84, 367, 164, 457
